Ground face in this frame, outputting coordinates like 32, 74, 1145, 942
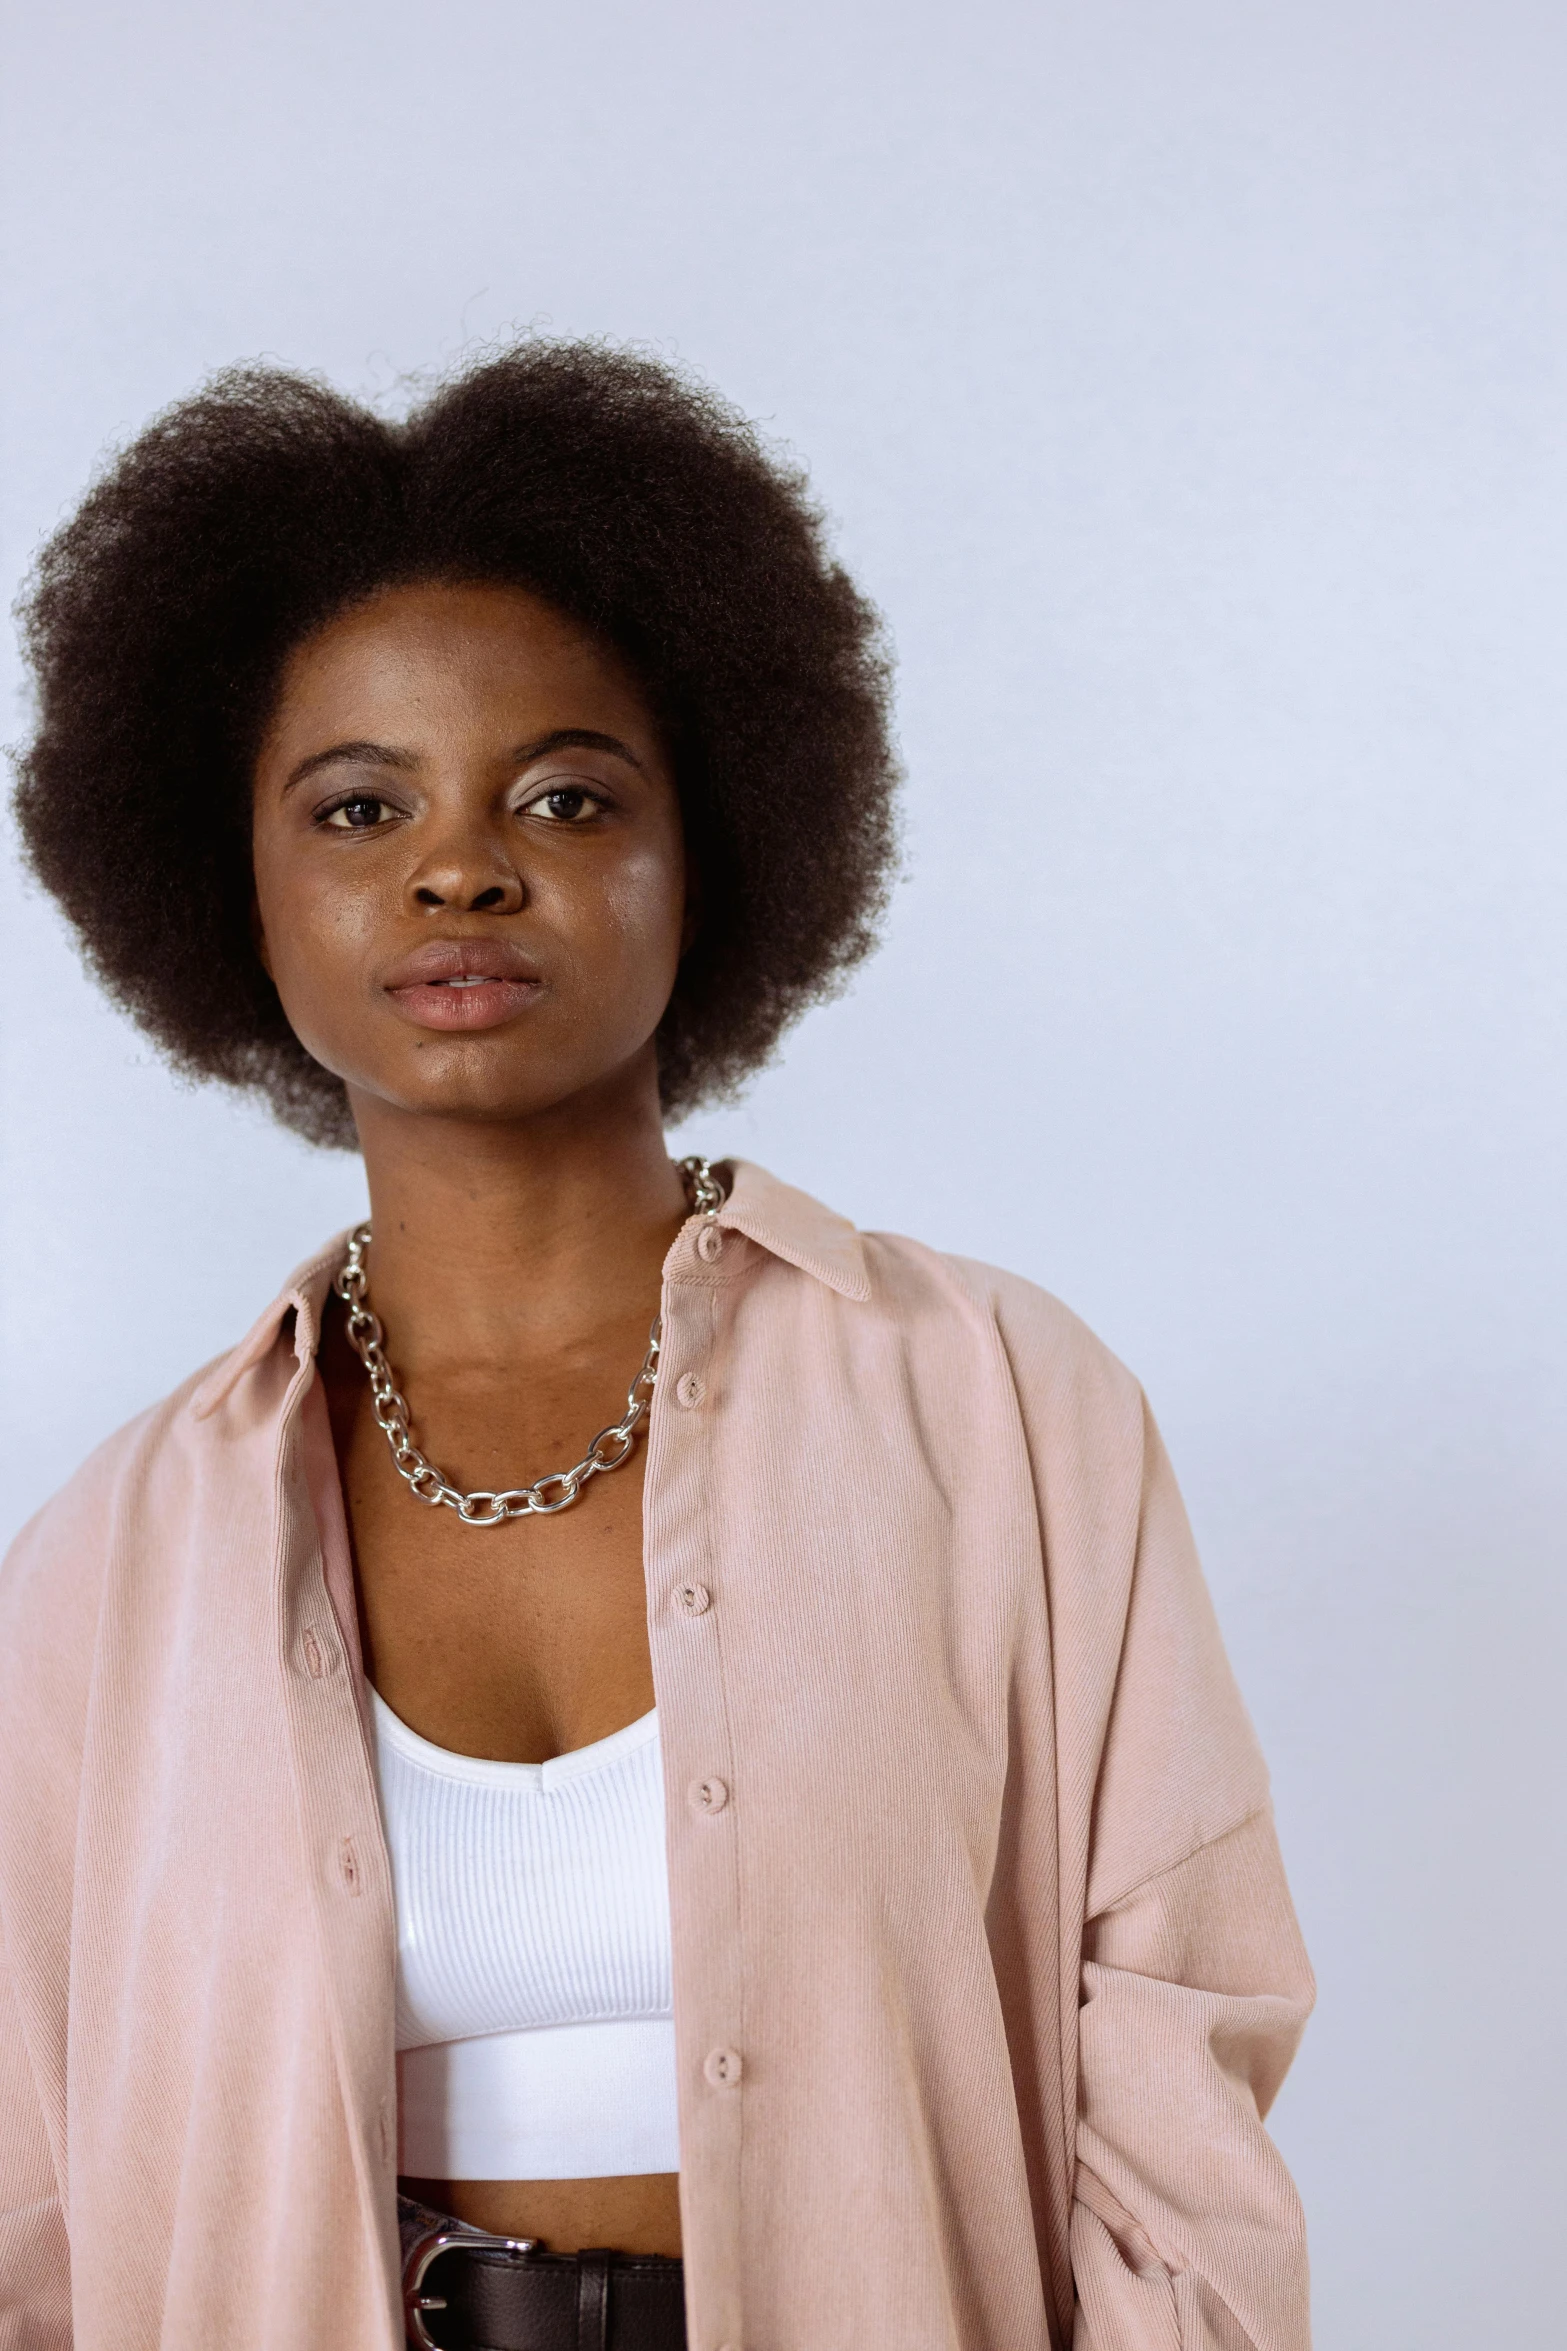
251, 579, 690, 1132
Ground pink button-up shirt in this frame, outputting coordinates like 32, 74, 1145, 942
0, 1162, 1311, 2350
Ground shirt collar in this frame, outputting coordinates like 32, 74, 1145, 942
189, 1237, 347, 1420
715, 1158, 871, 1301
189, 1157, 869, 1421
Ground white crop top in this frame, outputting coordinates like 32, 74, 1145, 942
370, 1690, 680, 2181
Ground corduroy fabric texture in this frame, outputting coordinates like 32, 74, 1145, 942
0, 1161, 1312, 2351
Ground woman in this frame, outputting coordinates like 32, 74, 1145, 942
0, 346, 1311, 2351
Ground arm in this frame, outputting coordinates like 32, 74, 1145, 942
939, 1257, 1313, 2344
1069, 1405, 1312, 2349
1072, 1812, 1312, 2349
0, 1936, 70, 2350
0, 1428, 135, 2351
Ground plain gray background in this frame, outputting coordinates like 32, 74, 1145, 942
3, 2, 1564, 2342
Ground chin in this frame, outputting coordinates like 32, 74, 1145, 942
376, 1077, 580, 1126
319, 1017, 664, 1131
354, 1056, 641, 1131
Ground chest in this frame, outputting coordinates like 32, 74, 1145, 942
321, 1312, 659, 1763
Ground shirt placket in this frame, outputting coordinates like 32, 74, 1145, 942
273, 1339, 404, 2346
645, 1220, 746, 2351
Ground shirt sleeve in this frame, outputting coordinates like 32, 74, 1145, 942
976, 1264, 1312, 2346
1070, 1809, 1313, 2350
0, 1941, 70, 2350
1066, 1383, 1313, 2350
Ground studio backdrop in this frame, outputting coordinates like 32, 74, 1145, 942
2, 4, 1564, 2344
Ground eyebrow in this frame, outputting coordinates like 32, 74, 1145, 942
284, 727, 648, 792
284, 740, 418, 791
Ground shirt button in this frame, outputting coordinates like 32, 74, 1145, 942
696, 1224, 724, 1263
301, 1626, 336, 1678
704, 2046, 743, 2088
690, 1776, 730, 1814
675, 1371, 706, 1409
675, 1582, 712, 1616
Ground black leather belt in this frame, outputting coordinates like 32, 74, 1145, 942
400, 2200, 686, 2351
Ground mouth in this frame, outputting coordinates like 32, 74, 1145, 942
379, 938, 544, 1034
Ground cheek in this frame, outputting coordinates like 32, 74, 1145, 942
593, 842, 689, 979
252, 832, 383, 1014
525, 845, 685, 1056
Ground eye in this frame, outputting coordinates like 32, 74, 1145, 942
319, 794, 396, 831
523, 783, 605, 824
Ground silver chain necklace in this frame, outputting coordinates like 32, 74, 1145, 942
333, 1156, 725, 1528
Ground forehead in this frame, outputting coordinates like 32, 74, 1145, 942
264, 578, 657, 747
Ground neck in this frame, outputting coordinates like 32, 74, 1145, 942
345, 1064, 693, 1374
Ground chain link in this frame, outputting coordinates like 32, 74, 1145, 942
332, 1157, 725, 1526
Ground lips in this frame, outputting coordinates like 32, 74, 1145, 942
380, 938, 544, 1033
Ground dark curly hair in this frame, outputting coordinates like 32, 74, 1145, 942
12, 344, 899, 1146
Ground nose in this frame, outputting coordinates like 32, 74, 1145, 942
406, 822, 526, 916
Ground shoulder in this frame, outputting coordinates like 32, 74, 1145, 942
0, 1382, 199, 1813
861, 1229, 1146, 1442
0, 1224, 340, 1663
723, 1151, 1152, 1476
0, 1368, 214, 1658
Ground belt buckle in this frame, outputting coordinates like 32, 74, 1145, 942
402, 2220, 541, 2350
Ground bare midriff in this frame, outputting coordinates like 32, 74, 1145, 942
402, 2173, 682, 2257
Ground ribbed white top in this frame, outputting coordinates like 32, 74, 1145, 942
370, 1691, 679, 2179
